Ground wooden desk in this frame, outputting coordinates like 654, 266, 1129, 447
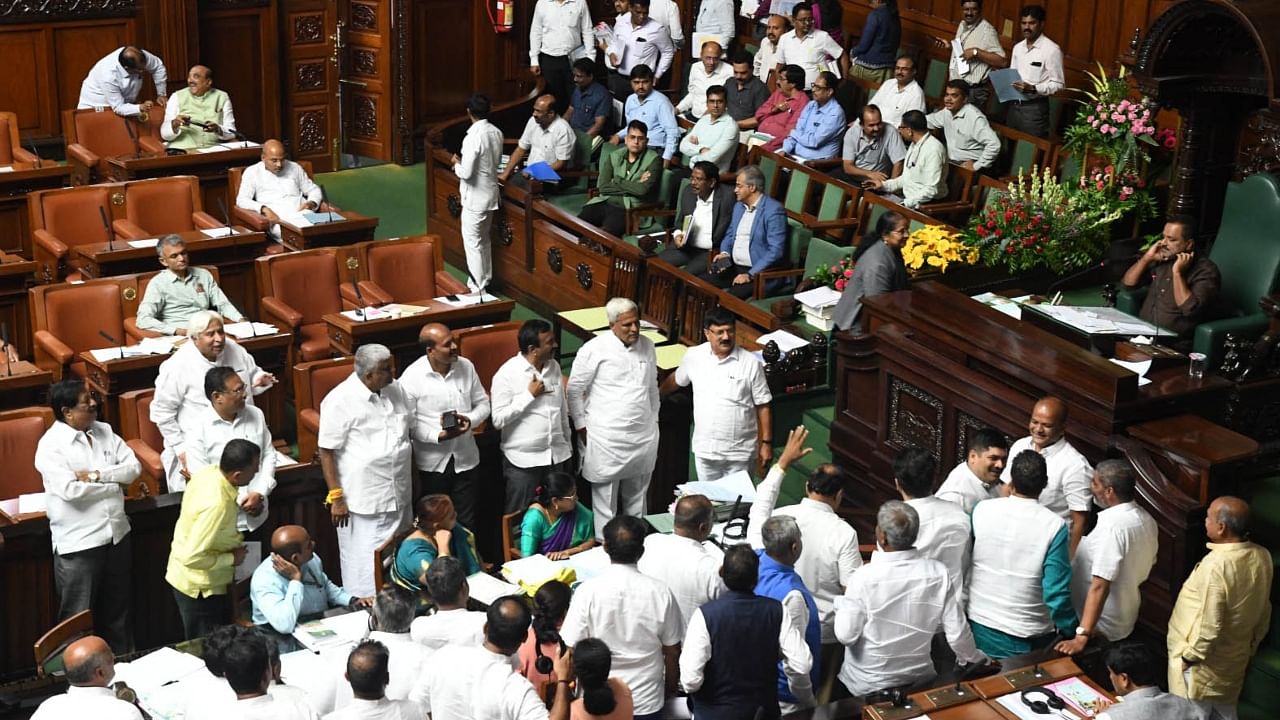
71, 228, 271, 317
279, 211, 379, 251
105, 146, 262, 213
78, 332, 291, 428
0, 163, 73, 258
0, 252, 37, 359
324, 299, 515, 367
0, 361, 53, 411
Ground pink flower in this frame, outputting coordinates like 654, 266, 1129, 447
1112, 113, 1125, 122
1118, 100, 1130, 111
1095, 104, 1104, 113
1163, 135, 1177, 150
1100, 124, 1111, 133
1092, 120, 1100, 128
1086, 115, 1095, 123
834, 279, 846, 291
1096, 181, 1105, 190
843, 269, 853, 278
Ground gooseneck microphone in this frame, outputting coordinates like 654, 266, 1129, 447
98, 206, 115, 251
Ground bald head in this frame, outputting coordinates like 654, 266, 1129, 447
1028, 396, 1068, 449
1208, 496, 1251, 542
119, 46, 146, 74
673, 494, 713, 540
64, 636, 114, 687
420, 322, 458, 370
261, 139, 287, 174
271, 524, 312, 561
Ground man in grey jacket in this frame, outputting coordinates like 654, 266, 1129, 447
1099, 643, 1208, 720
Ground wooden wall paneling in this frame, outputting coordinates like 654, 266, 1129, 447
281, 0, 339, 171
138, 0, 199, 92
51, 21, 134, 123
0, 28, 53, 137
344, 0, 392, 161
412, 0, 477, 126
196, 2, 281, 143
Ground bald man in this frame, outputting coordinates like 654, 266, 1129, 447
234, 138, 324, 239
31, 636, 143, 720
1168, 496, 1273, 719
161, 65, 239, 150
1001, 396, 1093, 555
676, 40, 733, 119
250, 525, 371, 642
638, 493, 726, 626
399, 323, 491, 530
78, 45, 167, 117
498, 94, 576, 188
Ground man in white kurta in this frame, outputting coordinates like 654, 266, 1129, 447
935, 427, 1009, 514
234, 139, 323, 239
452, 95, 504, 292
183, 367, 277, 533
637, 494, 725, 626
566, 298, 660, 539
323, 640, 420, 720
151, 311, 273, 496
1000, 396, 1093, 555
331, 587, 430, 713
675, 41, 734, 119
399, 323, 491, 529
870, 110, 948, 208
893, 447, 972, 608
560, 516, 684, 718
663, 307, 772, 481
774, 6, 844, 89
77, 46, 167, 117
31, 636, 143, 720
318, 344, 413, 597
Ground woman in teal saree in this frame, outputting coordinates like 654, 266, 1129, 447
520, 472, 596, 560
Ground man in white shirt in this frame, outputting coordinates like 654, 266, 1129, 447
400, 323, 490, 529
409, 557, 488, 649
1000, 395, 1093, 555
1006, 4, 1063, 138
184, 366, 276, 533
638, 494, 725, 626
332, 587, 429, 711
677, 41, 734, 119
318, 344, 413, 597
935, 427, 1009, 514
939, 0, 1008, 111
694, 0, 736, 49
451, 95, 504, 292
491, 319, 572, 517
528, 0, 594, 113
681, 544, 814, 715
754, 14, 790, 86
567, 297, 661, 539
835, 501, 990, 697
151, 311, 274, 493
416, 597, 573, 719
234, 139, 324, 240
774, 4, 844, 89
324, 641, 419, 720
36, 381, 141, 655
193, 629, 319, 720
893, 447, 971, 608
867, 57, 926, 128
868, 110, 948, 209
749, 425, 861, 648
926, 80, 1001, 171
561, 515, 684, 719
1054, 460, 1158, 656
77, 46, 167, 117
160, 65, 238, 150
606, 0, 676, 98
30, 636, 143, 720
498, 94, 577, 187
679, 85, 741, 174
648, 0, 684, 49
662, 306, 772, 481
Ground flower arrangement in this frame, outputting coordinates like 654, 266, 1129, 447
1074, 164, 1157, 223
808, 256, 855, 291
1063, 63, 1165, 180
902, 225, 976, 274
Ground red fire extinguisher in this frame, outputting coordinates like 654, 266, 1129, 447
490, 0, 514, 32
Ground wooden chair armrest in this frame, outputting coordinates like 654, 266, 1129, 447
436, 272, 469, 296
807, 218, 859, 230
232, 206, 270, 232
112, 219, 151, 240
753, 268, 805, 299
33, 229, 68, 258
34, 330, 75, 365
125, 439, 165, 486
260, 296, 303, 329
805, 158, 843, 170
12, 148, 38, 163
139, 137, 165, 154
299, 408, 321, 433
191, 211, 223, 229
358, 281, 395, 305
123, 317, 164, 343
65, 143, 99, 168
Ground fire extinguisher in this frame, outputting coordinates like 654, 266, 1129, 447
490, 0, 514, 33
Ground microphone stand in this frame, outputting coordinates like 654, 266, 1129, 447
351, 268, 368, 321
98, 206, 115, 251
1, 322, 11, 376
123, 118, 140, 159
27, 143, 41, 169
99, 330, 123, 360
319, 184, 335, 223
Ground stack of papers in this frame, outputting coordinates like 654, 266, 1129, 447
341, 306, 392, 321
1045, 677, 1109, 717
676, 470, 757, 503
436, 293, 500, 307
18, 492, 47, 515
794, 285, 841, 309
201, 227, 237, 238
971, 292, 1034, 320
466, 572, 523, 605
756, 329, 808, 352
137, 336, 182, 355
233, 541, 262, 583
500, 546, 611, 588
88, 344, 168, 362
291, 609, 371, 652
113, 646, 207, 693
1109, 357, 1153, 386
1032, 305, 1169, 336
302, 211, 345, 225
127, 238, 160, 249
223, 321, 280, 338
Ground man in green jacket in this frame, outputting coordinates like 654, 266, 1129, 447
578, 119, 661, 237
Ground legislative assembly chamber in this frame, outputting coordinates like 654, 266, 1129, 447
1, 1, 1279, 719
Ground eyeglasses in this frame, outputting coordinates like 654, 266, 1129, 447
812, 84, 832, 91
219, 385, 248, 396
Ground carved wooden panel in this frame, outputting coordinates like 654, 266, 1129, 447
52, 21, 131, 125
954, 411, 989, 468
283, 0, 336, 171
886, 374, 944, 462
1239, 110, 1280, 179
349, 1, 376, 31
352, 48, 376, 76
344, 0, 392, 161
0, 0, 135, 23
292, 12, 323, 43
295, 60, 326, 91
352, 94, 377, 139
296, 107, 327, 153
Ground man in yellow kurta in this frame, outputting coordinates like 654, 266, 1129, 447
1167, 496, 1272, 718
160, 65, 238, 150
165, 438, 260, 640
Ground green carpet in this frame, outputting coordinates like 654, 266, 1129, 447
315, 163, 427, 240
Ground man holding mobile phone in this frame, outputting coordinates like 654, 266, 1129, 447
1120, 217, 1220, 345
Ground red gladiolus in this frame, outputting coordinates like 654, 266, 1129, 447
1004, 211, 1014, 222
994, 229, 1003, 237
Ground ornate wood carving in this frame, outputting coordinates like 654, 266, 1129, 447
293, 13, 323, 43
297, 110, 326, 153
1239, 110, 1280, 178
352, 49, 377, 77
349, 1, 376, 31
547, 247, 563, 273
886, 375, 944, 462
295, 62, 325, 92
0, 0, 134, 23
576, 263, 593, 291
446, 194, 461, 219
393, 0, 411, 164
353, 95, 377, 139
493, 214, 513, 246
954, 411, 990, 468
197, 0, 270, 8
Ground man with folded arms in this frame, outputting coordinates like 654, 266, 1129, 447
161, 65, 238, 150
580, 120, 662, 237
136, 235, 245, 336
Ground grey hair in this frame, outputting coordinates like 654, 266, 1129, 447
1094, 459, 1137, 502
605, 297, 638, 323
371, 587, 415, 633
1216, 499, 1250, 538
155, 233, 185, 257
187, 310, 223, 336
737, 165, 765, 192
761, 515, 801, 557
877, 500, 919, 550
354, 343, 392, 377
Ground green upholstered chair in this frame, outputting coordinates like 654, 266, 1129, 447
756, 149, 783, 197
546, 140, 622, 215
924, 58, 949, 105
751, 236, 852, 302
1116, 173, 1280, 369
622, 177, 693, 252
782, 166, 815, 267
556, 130, 603, 194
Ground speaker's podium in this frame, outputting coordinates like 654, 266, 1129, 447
832, 281, 1254, 633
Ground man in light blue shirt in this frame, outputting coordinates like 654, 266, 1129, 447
679, 85, 739, 173
613, 64, 679, 166
250, 525, 372, 642
781, 71, 846, 162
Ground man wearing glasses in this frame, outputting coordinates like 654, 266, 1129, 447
867, 57, 926, 128
781, 71, 846, 161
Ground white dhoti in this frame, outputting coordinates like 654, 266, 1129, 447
336, 509, 405, 597
581, 430, 658, 539
695, 455, 752, 482
460, 208, 494, 291
590, 474, 651, 540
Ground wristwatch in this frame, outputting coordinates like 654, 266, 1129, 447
87, 470, 101, 483
1074, 626, 1091, 638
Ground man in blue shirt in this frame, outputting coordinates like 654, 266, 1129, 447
250, 524, 372, 646
781, 71, 846, 162
612, 64, 678, 167
705, 165, 788, 298
566, 57, 610, 138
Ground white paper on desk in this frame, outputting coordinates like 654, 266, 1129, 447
756, 329, 809, 353
467, 572, 523, 604
114, 646, 207, 693
293, 610, 370, 652
794, 285, 842, 309
278, 211, 313, 228
435, 292, 500, 307
18, 492, 46, 514
501, 554, 563, 586
0, 166, 13, 173
678, 470, 757, 503
201, 226, 236, 238
566, 546, 610, 582
1109, 357, 1152, 387
234, 541, 262, 583
220, 140, 261, 150
340, 306, 393, 321
223, 321, 280, 339
997, 693, 1056, 720
195, 144, 230, 153
127, 238, 160, 249
275, 450, 300, 468
89, 347, 129, 362
137, 336, 182, 355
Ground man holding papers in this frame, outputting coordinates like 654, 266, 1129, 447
135, 235, 246, 335
235, 138, 324, 240
938, 0, 1007, 111
498, 94, 576, 188
1004, 4, 1063, 138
